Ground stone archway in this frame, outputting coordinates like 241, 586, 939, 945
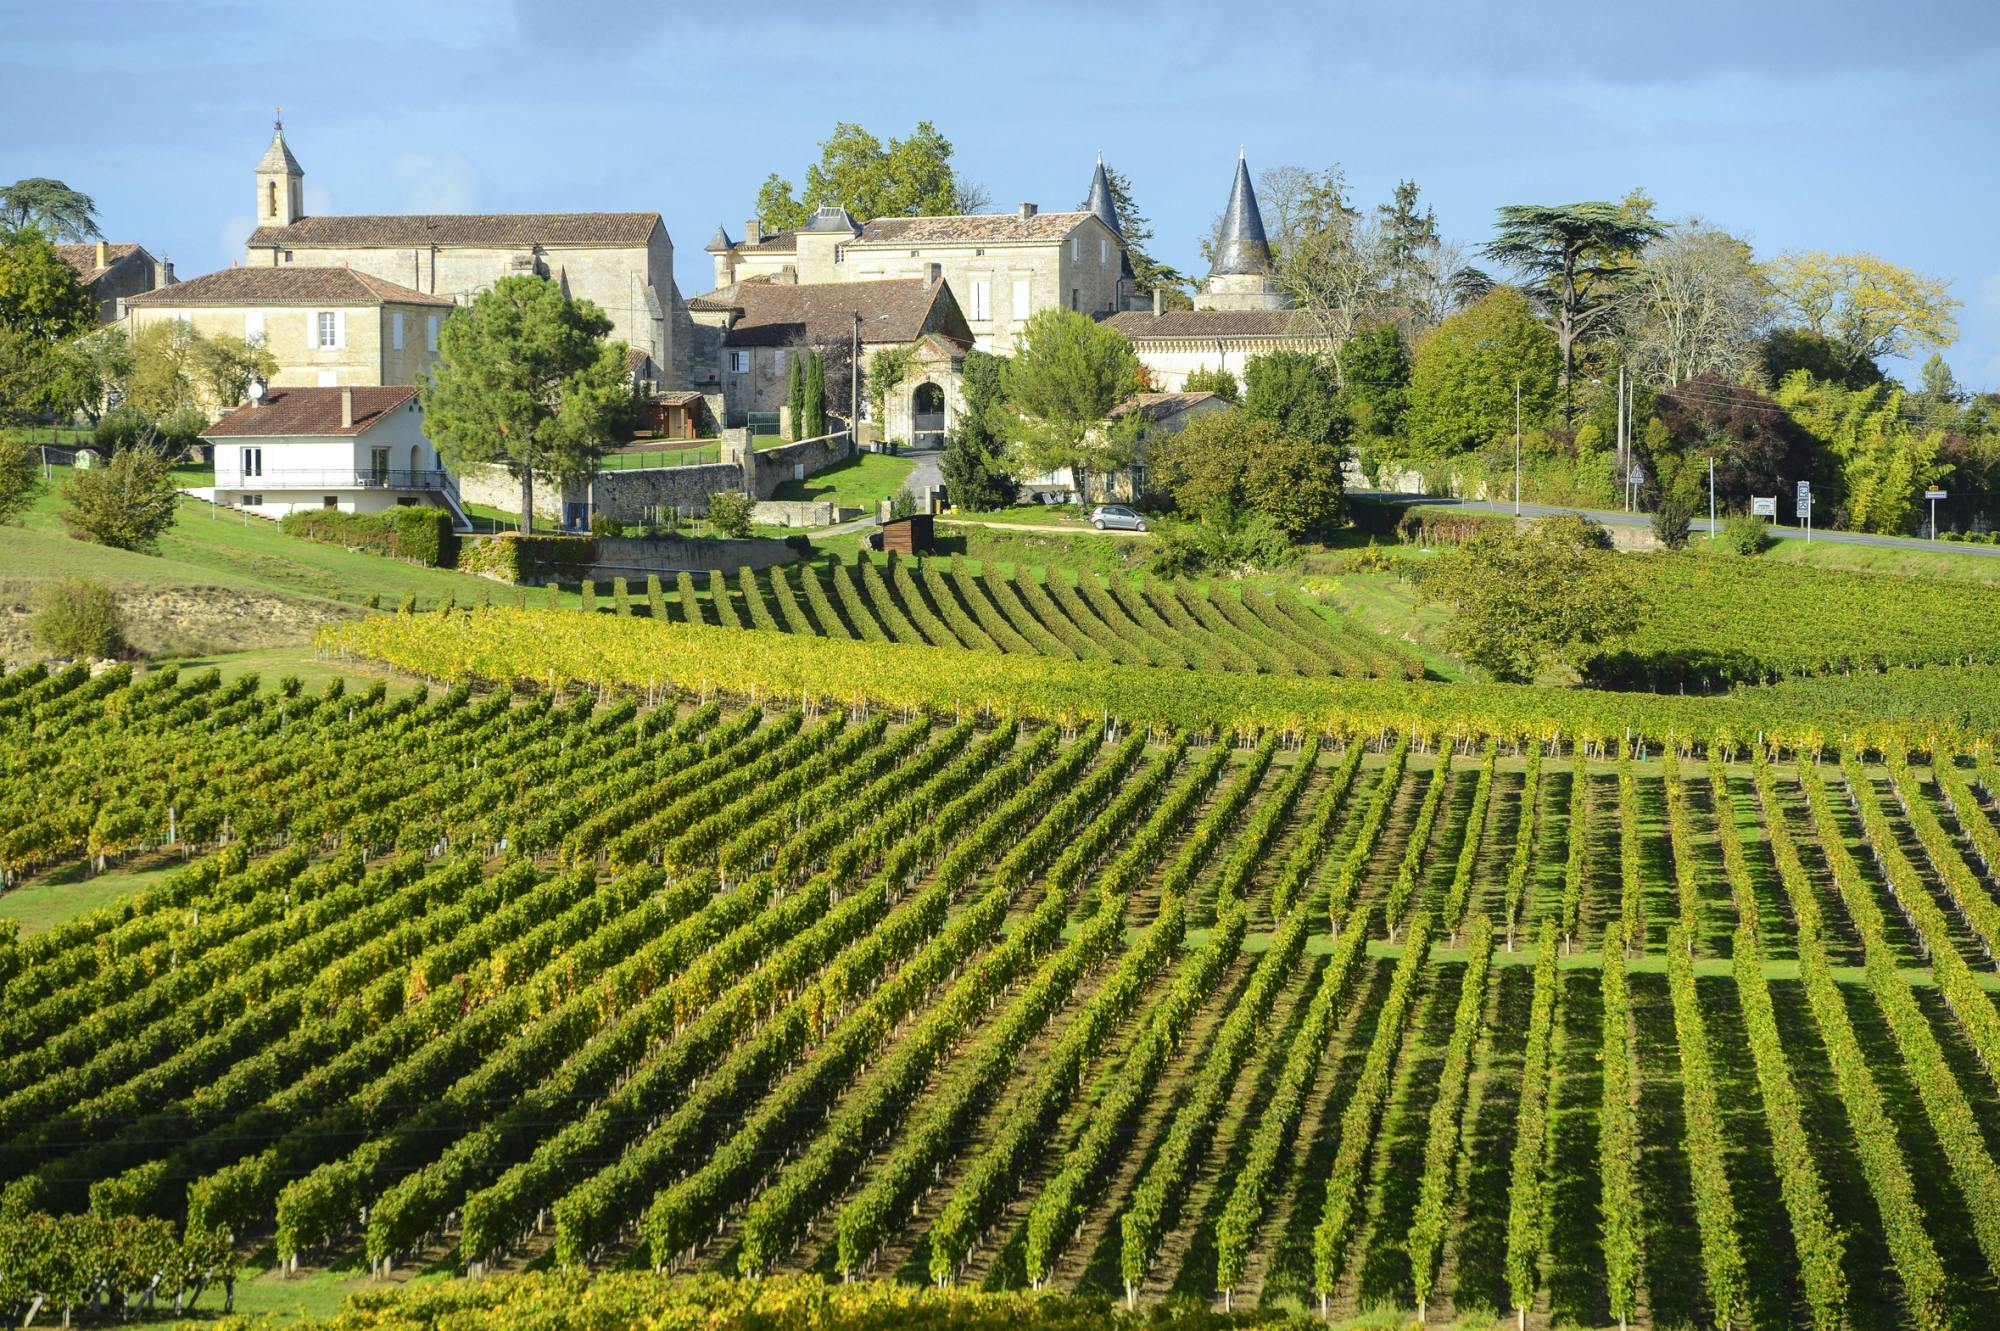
911, 381, 946, 445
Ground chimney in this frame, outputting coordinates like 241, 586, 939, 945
744, 217, 762, 245
94, 240, 108, 270
1152, 286, 1163, 317
339, 387, 353, 430
1018, 202, 1038, 220
159, 257, 174, 284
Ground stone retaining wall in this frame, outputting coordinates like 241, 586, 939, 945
593, 534, 804, 576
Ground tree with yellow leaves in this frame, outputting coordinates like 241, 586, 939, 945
1769, 250, 1959, 380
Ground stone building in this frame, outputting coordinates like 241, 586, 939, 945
238, 118, 692, 387
56, 242, 174, 323
701, 161, 1130, 354
1102, 153, 1325, 390
123, 266, 452, 396
688, 277, 972, 440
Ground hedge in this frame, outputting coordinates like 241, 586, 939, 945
458, 533, 598, 584
280, 506, 458, 568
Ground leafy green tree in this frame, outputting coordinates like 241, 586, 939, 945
421, 275, 631, 533
756, 122, 984, 231
1079, 163, 1185, 301
1621, 223, 1770, 387
786, 351, 804, 440
1334, 323, 1408, 462
1243, 350, 1347, 452
0, 178, 101, 241
1417, 514, 1638, 681
60, 444, 179, 550
0, 229, 96, 341
1148, 411, 1343, 537
995, 308, 1141, 504
1180, 365, 1240, 403
705, 489, 754, 538
1245, 425, 1346, 536
959, 349, 1008, 449
1481, 202, 1667, 420
44, 326, 130, 425
1761, 327, 1882, 390
1376, 179, 1440, 303
32, 576, 124, 658
1769, 250, 1960, 382
1406, 287, 1560, 462
0, 432, 41, 524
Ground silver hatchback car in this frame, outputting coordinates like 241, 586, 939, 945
1090, 504, 1147, 532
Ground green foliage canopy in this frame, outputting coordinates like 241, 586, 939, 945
756, 122, 981, 232
59, 444, 179, 551
995, 309, 1141, 503
1405, 287, 1560, 463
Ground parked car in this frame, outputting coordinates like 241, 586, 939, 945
1090, 503, 1147, 532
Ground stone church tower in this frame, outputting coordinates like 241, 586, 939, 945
255, 116, 304, 228
1193, 152, 1286, 312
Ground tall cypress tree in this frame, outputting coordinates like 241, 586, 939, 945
804, 351, 827, 438
786, 350, 805, 440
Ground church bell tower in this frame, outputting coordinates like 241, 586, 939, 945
255, 111, 304, 228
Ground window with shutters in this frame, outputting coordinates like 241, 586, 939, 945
732, 350, 750, 373
774, 348, 787, 374
969, 280, 990, 322
316, 311, 337, 347
1012, 279, 1030, 322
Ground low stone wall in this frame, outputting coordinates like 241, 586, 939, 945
590, 464, 746, 523
592, 534, 804, 576
751, 499, 860, 528
746, 432, 853, 500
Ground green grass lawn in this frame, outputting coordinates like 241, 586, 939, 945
945, 503, 1091, 528
769, 452, 915, 509
0, 860, 180, 934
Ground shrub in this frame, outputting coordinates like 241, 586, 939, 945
397, 595, 417, 614
457, 533, 597, 583
707, 490, 754, 538
589, 511, 624, 538
580, 580, 598, 613
279, 506, 458, 567
612, 576, 630, 615
0, 433, 41, 525
1722, 513, 1770, 556
31, 577, 125, 660
889, 487, 920, 520
1651, 501, 1693, 551
60, 446, 179, 551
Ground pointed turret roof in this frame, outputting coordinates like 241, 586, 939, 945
257, 120, 303, 176
1086, 155, 1119, 236
1209, 151, 1271, 278
705, 225, 734, 253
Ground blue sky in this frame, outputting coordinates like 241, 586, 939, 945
5, 0, 1998, 388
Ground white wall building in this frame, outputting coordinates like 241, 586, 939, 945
199, 385, 469, 527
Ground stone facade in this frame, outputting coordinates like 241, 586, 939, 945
240, 120, 691, 386
703, 168, 1133, 355
1103, 308, 1326, 392
124, 267, 450, 399
56, 243, 173, 323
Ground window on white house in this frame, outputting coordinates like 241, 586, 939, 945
1012, 279, 1030, 321
969, 280, 990, 322
244, 311, 264, 345
316, 311, 337, 347
426, 314, 439, 352
392, 313, 405, 351
241, 494, 262, 507
240, 446, 262, 478
732, 350, 751, 374
371, 447, 390, 482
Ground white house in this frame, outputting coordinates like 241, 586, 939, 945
198, 384, 470, 527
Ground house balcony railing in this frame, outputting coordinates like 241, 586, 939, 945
215, 468, 454, 491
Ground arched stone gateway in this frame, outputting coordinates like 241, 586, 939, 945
912, 382, 947, 445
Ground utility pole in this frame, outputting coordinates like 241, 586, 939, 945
1708, 456, 1716, 538
1513, 377, 1522, 517
851, 312, 861, 452
1617, 367, 1628, 511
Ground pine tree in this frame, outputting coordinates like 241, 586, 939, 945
804, 351, 827, 438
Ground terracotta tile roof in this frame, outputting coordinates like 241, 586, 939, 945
652, 389, 706, 406
55, 243, 144, 282
1110, 391, 1223, 422
201, 386, 421, 438
744, 230, 798, 253
1102, 308, 1319, 340
246, 212, 660, 249
718, 279, 969, 349
126, 266, 453, 308
854, 211, 1095, 245
687, 276, 779, 313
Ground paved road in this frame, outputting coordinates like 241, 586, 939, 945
1357, 491, 2000, 558
937, 517, 1153, 537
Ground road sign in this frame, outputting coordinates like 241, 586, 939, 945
1751, 496, 1777, 517
1926, 488, 1948, 500
1629, 465, 1643, 486
1795, 480, 1811, 508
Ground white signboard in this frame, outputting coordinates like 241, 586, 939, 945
1926, 488, 1948, 500
1795, 480, 1812, 511
1750, 496, 1777, 517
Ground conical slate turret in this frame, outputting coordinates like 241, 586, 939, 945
1210, 152, 1271, 277
257, 119, 303, 175
1086, 156, 1119, 236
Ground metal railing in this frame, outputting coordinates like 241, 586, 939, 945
597, 445, 723, 471
213, 468, 454, 490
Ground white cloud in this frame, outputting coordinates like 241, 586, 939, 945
218, 215, 254, 263
304, 184, 334, 218
390, 153, 478, 214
